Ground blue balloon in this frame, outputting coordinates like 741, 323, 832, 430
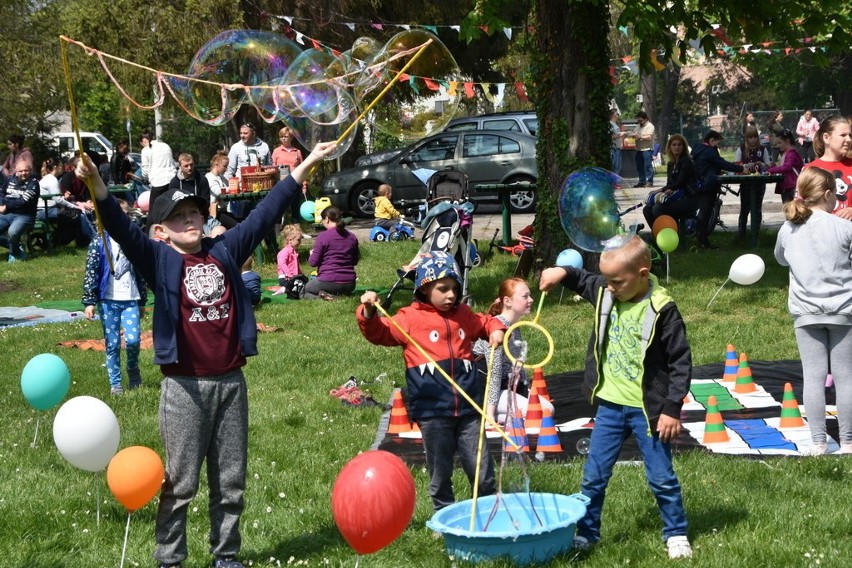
556, 248, 583, 269
300, 200, 316, 222
21, 353, 70, 411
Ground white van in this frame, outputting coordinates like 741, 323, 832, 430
52, 131, 114, 161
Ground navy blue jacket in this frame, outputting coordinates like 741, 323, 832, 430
691, 143, 743, 193
97, 176, 300, 366
0, 174, 39, 216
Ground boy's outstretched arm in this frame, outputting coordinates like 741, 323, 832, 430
290, 142, 337, 184
539, 267, 568, 291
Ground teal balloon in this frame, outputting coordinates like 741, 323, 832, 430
21, 354, 70, 411
300, 200, 316, 222
556, 248, 583, 269
656, 227, 679, 253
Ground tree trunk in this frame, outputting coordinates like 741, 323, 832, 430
832, 55, 851, 116
657, 63, 682, 154
531, 0, 613, 273
640, 72, 657, 124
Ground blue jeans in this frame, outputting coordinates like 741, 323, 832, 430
418, 415, 496, 511
634, 149, 654, 185
577, 400, 687, 542
611, 148, 622, 176
0, 212, 35, 257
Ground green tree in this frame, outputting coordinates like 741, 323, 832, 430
465, 0, 852, 265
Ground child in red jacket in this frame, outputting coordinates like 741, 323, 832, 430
357, 251, 505, 510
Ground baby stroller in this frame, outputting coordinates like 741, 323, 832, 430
381, 167, 478, 310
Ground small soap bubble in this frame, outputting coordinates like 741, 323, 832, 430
576, 437, 591, 455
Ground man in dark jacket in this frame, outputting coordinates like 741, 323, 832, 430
0, 158, 39, 261
690, 130, 746, 250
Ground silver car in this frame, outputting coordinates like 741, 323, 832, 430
321, 130, 538, 217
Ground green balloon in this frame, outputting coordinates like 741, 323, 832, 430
656, 227, 679, 253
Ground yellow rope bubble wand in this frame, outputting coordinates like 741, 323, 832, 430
60, 36, 114, 273
503, 291, 554, 370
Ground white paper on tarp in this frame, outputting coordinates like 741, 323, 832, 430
412, 168, 438, 186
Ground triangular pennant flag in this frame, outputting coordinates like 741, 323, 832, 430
423, 78, 440, 91
651, 49, 666, 71
448, 81, 459, 97
503, 27, 512, 40
423, 25, 437, 34
408, 75, 420, 95
481, 83, 496, 103
345, 23, 355, 32
399, 73, 410, 82
371, 23, 383, 31
451, 25, 460, 34
283, 16, 293, 25
311, 38, 322, 51
478, 25, 489, 34
401, 25, 410, 31
463, 82, 475, 98
295, 32, 305, 45
514, 82, 528, 102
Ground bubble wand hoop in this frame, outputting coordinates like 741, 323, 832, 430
59, 37, 114, 273
503, 292, 554, 370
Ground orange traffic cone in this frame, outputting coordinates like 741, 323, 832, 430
722, 344, 739, 382
504, 409, 530, 452
524, 386, 543, 430
535, 409, 563, 453
703, 395, 730, 443
387, 389, 413, 434
779, 382, 805, 428
531, 368, 551, 403
734, 352, 757, 393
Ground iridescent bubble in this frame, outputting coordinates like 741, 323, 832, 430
283, 89, 359, 160
282, 49, 342, 118
559, 168, 629, 252
358, 29, 462, 140
576, 437, 591, 455
162, 76, 239, 126
181, 30, 302, 125
330, 37, 384, 89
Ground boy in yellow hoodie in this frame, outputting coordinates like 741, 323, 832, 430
374, 184, 401, 231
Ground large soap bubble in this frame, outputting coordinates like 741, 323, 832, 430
356, 30, 461, 140
559, 168, 630, 252
175, 30, 303, 125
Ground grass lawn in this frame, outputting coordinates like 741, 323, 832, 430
2, 228, 851, 568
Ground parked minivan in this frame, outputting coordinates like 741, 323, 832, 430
52, 131, 114, 161
444, 111, 538, 137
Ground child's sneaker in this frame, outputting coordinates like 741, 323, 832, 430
573, 535, 593, 551
802, 443, 828, 456
667, 535, 692, 559
110, 386, 124, 396
212, 557, 244, 568
158, 564, 182, 568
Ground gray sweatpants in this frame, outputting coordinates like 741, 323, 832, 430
795, 324, 852, 445
154, 370, 248, 565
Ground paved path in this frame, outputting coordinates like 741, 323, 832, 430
341, 176, 785, 243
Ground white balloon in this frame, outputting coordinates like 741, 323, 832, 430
729, 253, 766, 286
53, 396, 120, 472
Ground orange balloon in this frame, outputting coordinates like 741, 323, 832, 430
107, 446, 164, 512
652, 215, 678, 238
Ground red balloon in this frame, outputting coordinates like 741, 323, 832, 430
107, 446, 164, 512
331, 450, 416, 555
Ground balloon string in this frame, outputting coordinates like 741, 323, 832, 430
707, 277, 730, 308
666, 253, 670, 285
470, 345, 498, 531
335, 38, 433, 146
120, 513, 131, 568
533, 290, 547, 324
96, 479, 101, 528
31, 416, 39, 448
373, 302, 518, 449
59, 37, 114, 273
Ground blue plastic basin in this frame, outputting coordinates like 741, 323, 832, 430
426, 492, 589, 566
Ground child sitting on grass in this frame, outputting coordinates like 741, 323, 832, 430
357, 251, 505, 511
539, 235, 693, 559
276, 224, 308, 299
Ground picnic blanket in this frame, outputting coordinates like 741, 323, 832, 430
0, 306, 87, 328
373, 360, 840, 463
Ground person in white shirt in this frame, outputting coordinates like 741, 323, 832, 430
225, 122, 271, 179
140, 131, 176, 193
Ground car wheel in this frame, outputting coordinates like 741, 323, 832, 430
507, 177, 537, 213
351, 183, 379, 218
